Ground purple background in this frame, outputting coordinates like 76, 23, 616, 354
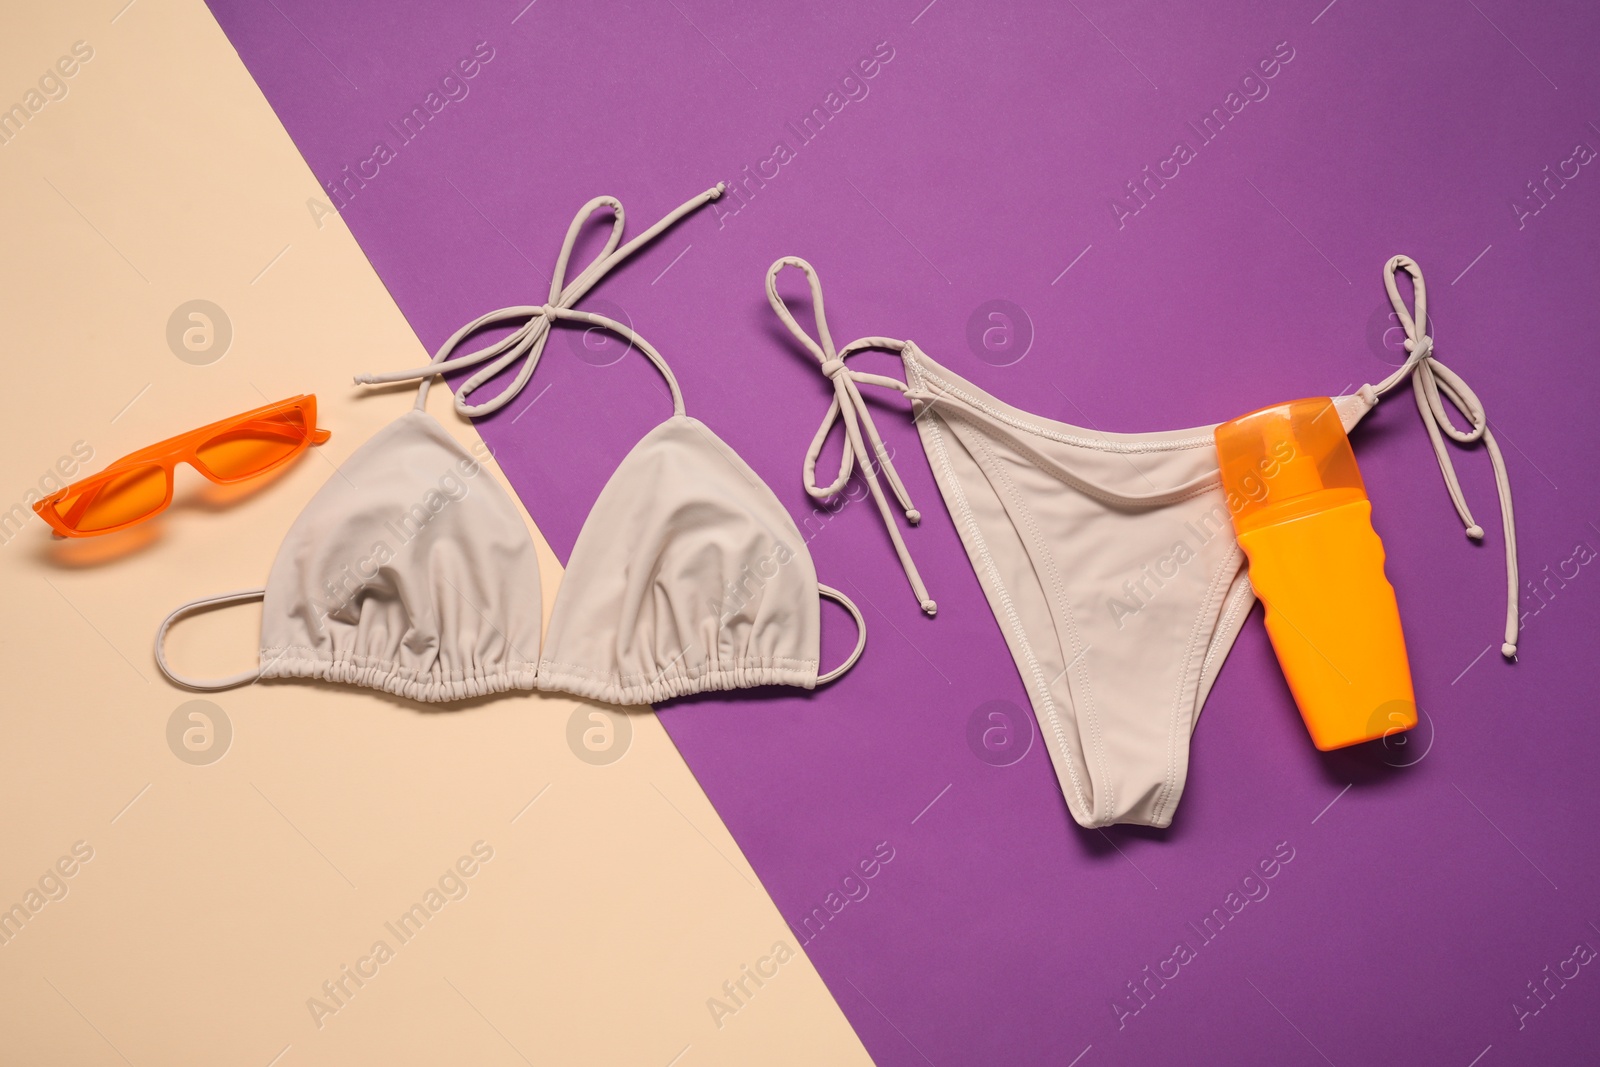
206, 1, 1600, 1062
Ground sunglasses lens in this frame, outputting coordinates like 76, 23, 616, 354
53, 465, 169, 532
195, 407, 310, 480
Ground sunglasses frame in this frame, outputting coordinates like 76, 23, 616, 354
33, 394, 331, 538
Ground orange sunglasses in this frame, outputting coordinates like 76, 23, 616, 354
34, 394, 331, 537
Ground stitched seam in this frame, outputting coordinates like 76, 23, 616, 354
923, 408, 1093, 823
538, 656, 817, 685
971, 430, 1113, 824
1153, 556, 1229, 824
1200, 554, 1251, 681
261, 646, 541, 676
539, 663, 813, 703
267, 655, 540, 677
1151, 545, 1234, 825
905, 351, 1216, 453
936, 401, 1222, 512
1151, 563, 1218, 824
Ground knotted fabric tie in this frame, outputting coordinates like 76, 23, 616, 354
1374, 254, 1520, 658
766, 256, 937, 616
355, 184, 726, 418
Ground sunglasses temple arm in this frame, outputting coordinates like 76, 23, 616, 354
58, 480, 112, 529
226, 417, 332, 446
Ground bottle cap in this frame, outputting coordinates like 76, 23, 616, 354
1215, 397, 1367, 534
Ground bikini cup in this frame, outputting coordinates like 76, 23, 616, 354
154, 187, 865, 704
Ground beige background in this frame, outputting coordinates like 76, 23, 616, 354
0, 2, 870, 1064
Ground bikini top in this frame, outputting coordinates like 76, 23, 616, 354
154, 186, 866, 704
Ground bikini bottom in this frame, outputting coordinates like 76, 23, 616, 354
766, 254, 1517, 830
903, 346, 1375, 827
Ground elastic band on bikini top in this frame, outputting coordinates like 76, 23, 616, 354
354, 184, 727, 417
766, 256, 938, 616
1374, 255, 1520, 659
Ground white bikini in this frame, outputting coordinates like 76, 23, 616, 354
765, 254, 1517, 828
151, 190, 1517, 830
155, 187, 867, 703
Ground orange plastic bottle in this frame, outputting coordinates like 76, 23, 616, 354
1214, 397, 1417, 750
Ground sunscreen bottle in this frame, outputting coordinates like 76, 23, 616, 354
1214, 397, 1416, 750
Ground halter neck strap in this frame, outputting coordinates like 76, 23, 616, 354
766, 256, 936, 616
1373, 254, 1520, 659
355, 184, 725, 418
